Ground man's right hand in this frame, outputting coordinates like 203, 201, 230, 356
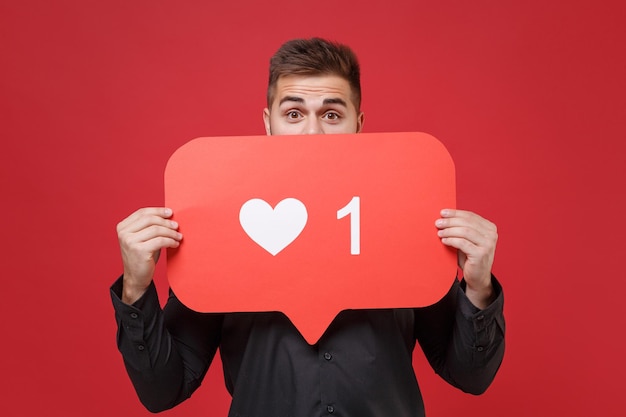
117, 207, 183, 304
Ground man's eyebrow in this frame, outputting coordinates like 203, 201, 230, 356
322, 98, 347, 107
277, 96, 348, 107
279, 96, 305, 105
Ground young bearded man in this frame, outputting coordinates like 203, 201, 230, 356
112, 37, 504, 417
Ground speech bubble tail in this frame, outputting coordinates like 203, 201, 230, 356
284, 309, 341, 345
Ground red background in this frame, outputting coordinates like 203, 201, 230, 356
1, 1, 624, 416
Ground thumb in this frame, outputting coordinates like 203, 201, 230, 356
153, 248, 162, 264
457, 250, 467, 270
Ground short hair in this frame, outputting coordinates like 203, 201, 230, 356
267, 38, 362, 111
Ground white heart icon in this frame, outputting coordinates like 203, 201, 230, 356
239, 198, 308, 255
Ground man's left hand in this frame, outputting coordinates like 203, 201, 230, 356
436, 209, 498, 309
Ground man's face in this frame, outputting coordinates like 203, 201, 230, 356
264, 75, 364, 136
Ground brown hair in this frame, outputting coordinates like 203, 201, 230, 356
267, 38, 362, 110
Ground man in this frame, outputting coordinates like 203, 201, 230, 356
112, 38, 504, 416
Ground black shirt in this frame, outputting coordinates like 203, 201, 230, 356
110, 277, 505, 417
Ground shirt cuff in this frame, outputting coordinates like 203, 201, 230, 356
458, 275, 504, 331
110, 276, 161, 369
110, 275, 160, 316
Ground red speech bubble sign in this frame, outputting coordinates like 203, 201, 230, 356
165, 132, 456, 344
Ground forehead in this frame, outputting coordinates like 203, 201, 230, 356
272, 75, 353, 105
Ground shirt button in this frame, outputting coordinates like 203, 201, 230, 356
476, 346, 484, 352
477, 315, 484, 321
327, 405, 335, 413
137, 344, 145, 351
324, 352, 332, 360
130, 312, 138, 319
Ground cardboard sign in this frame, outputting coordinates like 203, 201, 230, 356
165, 132, 456, 344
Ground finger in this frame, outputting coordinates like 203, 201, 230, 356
439, 236, 474, 252
438, 209, 494, 225
118, 211, 178, 236
440, 208, 464, 218
457, 250, 467, 269
435, 213, 496, 234
439, 208, 483, 219
139, 236, 182, 254
437, 227, 490, 246
123, 215, 179, 236
121, 224, 183, 248
440, 227, 497, 255
118, 207, 174, 231
440, 236, 490, 261
117, 207, 173, 231
120, 235, 181, 266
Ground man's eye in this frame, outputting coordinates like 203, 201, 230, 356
287, 111, 300, 119
324, 112, 340, 120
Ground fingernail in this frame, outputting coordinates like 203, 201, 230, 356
164, 208, 172, 216
435, 219, 444, 227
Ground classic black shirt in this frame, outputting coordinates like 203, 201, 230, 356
111, 276, 505, 417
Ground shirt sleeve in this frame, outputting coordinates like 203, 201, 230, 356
413, 276, 505, 394
110, 276, 224, 412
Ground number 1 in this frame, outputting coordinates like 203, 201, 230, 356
337, 196, 360, 255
